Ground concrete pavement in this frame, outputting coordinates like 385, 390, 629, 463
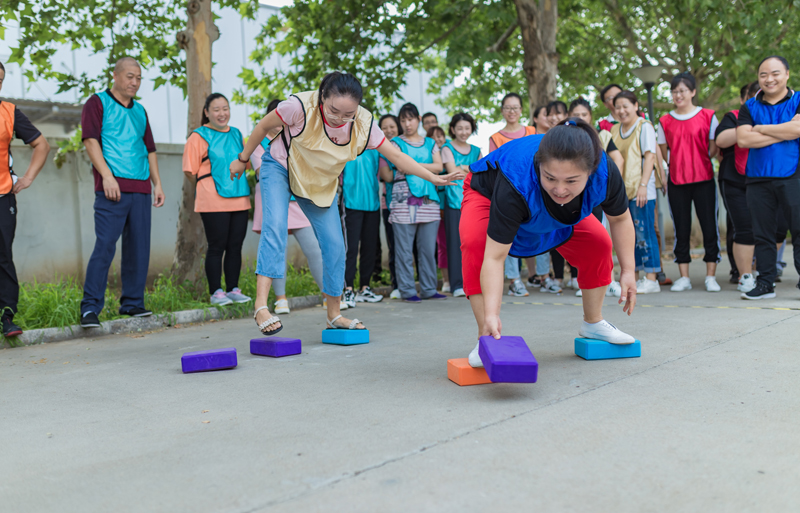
1, 260, 799, 512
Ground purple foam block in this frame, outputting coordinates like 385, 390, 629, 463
181, 347, 238, 373
250, 337, 302, 358
478, 336, 538, 383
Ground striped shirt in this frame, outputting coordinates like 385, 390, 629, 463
381, 135, 442, 225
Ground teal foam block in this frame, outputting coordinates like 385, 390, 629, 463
321, 329, 370, 345
574, 338, 641, 360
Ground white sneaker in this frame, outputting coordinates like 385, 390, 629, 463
566, 278, 579, 290
441, 282, 451, 293
738, 273, 756, 293
579, 319, 635, 345
274, 298, 290, 314
705, 276, 721, 292
390, 289, 401, 299
636, 277, 661, 294
468, 342, 483, 368
539, 278, 562, 294
606, 280, 622, 297
356, 286, 383, 303
575, 289, 583, 297
670, 276, 692, 291
453, 288, 466, 297
323, 298, 349, 310
343, 289, 357, 308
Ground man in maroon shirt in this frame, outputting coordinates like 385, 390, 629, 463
79, 57, 165, 328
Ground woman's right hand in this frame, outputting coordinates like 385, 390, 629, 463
230, 159, 247, 181
482, 315, 502, 340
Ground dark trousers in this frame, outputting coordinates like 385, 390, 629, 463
550, 249, 565, 280
746, 178, 800, 287
200, 210, 249, 294
81, 192, 151, 315
345, 208, 381, 289
0, 195, 18, 321
382, 208, 397, 289
667, 179, 720, 264
443, 205, 463, 291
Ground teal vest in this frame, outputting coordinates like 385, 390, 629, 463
342, 149, 380, 211
392, 136, 439, 202
98, 90, 150, 181
193, 126, 251, 198
441, 142, 481, 209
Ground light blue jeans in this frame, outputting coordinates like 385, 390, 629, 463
257, 151, 345, 297
504, 256, 520, 280
630, 199, 662, 273
535, 253, 551, 276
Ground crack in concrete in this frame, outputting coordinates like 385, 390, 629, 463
245, 311, 800, 512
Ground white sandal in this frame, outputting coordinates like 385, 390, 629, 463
254, 305, 283, 335
274, 299, 290, 315
326, 314, 365, 330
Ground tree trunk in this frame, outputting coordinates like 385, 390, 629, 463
513, 0, 559, 120
174, 0, 219, 286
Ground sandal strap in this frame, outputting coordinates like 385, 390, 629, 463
253, 305, 270, 320
349, 318, 362, 330
257, 316, 280, 331
327, 314, 343, 329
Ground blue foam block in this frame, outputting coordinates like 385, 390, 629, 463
574, 338, 641, 360
478, 335, 538, 383
181, 347, 238, 373
321, 329, 370, 345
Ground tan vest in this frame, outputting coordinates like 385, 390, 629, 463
610, 119, 660, 200
283, 91, 373, 207
598, 129, 612, 152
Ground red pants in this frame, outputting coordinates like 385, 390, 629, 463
460, 174, 613, 296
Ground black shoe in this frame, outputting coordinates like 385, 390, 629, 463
119, 307, 152, 317
796, 279, 800, 291
741, 282, 776, 300
729, 270, 740, 284
80, 312, 101, 328
2, 317, 22, 337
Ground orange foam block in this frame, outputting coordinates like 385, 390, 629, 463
447, 358, 493, 386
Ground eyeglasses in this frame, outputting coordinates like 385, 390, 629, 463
323, 106, 356, 123
671, 88, 691, 96
502, 106, 521, 112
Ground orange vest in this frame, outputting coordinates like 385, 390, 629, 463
490, 126, 536, 149
0, 101, 14, 194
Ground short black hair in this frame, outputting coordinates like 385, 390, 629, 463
398, 102, 420, 120
421, 112, 437, 121
758, 55, 790, 73
318, 71, 363, 103
537, 117, 603, 174
546, 101, 567, 115
448, 112, 477, 138
568, 98, 592, 114
600, 84, 622, 103
501, 93, 523, 108
747, 81, 760, 99
379, 114, 399, 130
426, 126, 446, 140
266, 98, 282, 115
532, 105, 548, 126
670, 72, 696, 91
0, 61, 5, 73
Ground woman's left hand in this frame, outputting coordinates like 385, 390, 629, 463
429, 171, 460, 186
636, 185, 647, 208
618, 270, 637, 315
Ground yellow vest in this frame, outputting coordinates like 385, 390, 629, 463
598, 129, 612, 152
284, 90, 373, 207
610, 119, 660, 200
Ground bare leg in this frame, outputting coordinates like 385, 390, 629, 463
468, 293, 485, 337
581, 286, 607, 324
733, 243, 754, 275
705, 261, 717, 277
255, 275, 281, 332
678, 263, 690, 278
326, 293, 365, 329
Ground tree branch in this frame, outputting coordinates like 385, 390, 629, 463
486, 20, 518, 53
410, 4, 477, 58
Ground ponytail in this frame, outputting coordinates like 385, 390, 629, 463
318, 72, 363, 103
201, 92, 228, 125
537, 117, 603, 173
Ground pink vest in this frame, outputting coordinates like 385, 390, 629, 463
660, 108, 715, 184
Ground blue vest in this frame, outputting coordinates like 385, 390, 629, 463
393, 136, 439, 202
98, 90, 150, 181
745, 91, 800, 178
342, 149, 380, 211
441, 142, 481, 209
193, 126, 251, 198
470, 135, 609, 257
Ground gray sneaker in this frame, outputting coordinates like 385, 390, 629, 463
356, 286, 383, 303
210, 289, 233, 306
508, 279, 529, 297
343, 289, 357, 308
226, 287, 251, 304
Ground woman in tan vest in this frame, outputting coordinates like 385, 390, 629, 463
610, 91, 664, 294
229, 73, 454, 335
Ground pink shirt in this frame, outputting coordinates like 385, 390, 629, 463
251, 144, 312, 233
270, 96, 386, 169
